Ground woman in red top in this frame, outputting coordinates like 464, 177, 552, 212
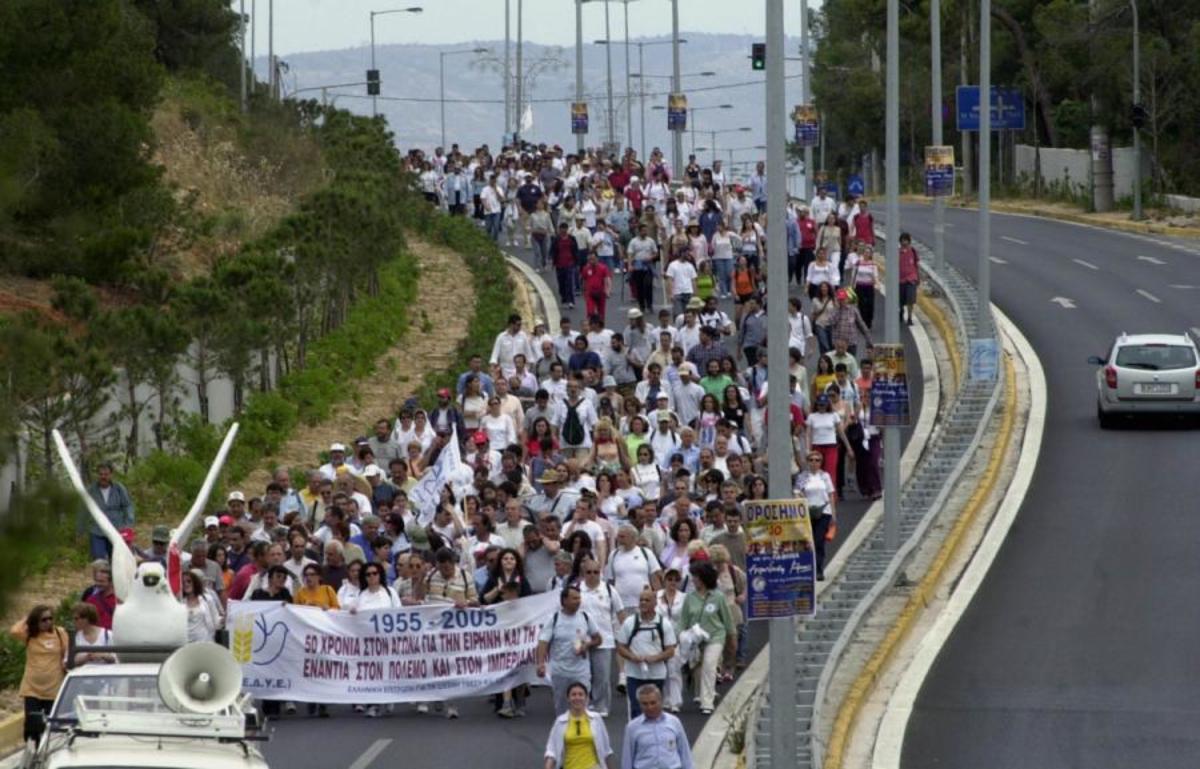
897, 232, 920, 326
580, 251, 612, 320
852, 199, 875, 246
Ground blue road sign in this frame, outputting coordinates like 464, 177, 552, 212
847, 174, 865, 197
956, 86, 1026, 131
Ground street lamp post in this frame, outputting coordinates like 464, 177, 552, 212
679, 101, 731, 155
931, 0, 944, 271
370, 6, 424, 117
623, 1, 634, 153
604, 0, 615, 149
1131, 0, 1142, 221
504, 0, 511, 137
441, 48, 489, 150
670, 0, 683, 179
702, 126, 751, 166
515, 0, 524, 144
575, 0, 584, 153
799, 0, 812, 199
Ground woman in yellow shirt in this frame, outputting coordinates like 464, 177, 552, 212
811, 354, 837, 406
293, 565, 339, 610
543, 682, 613, 769
10, 604, 68, 743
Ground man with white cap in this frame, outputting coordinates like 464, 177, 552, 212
622, 308, 652, 377
318, 443, 349, 481
671, 363, 705, 429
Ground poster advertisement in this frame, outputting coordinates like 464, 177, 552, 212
743, 499, 816, 620
870, 343, 911, 427
227, 593, 558, 703
924, 145, 955, 198
969, 338, 1000, 381
667, 93, 687, 132
571, 102, 589, 135
792, 104, 819, 147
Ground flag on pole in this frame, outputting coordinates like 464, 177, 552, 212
520, 104, 534, 133
409, 428, 464, 526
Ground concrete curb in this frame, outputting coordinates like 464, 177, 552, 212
504, 253, 561, 330
0, 712, 23, 762
870, 305, 1047, 769
900, 194, 1200, 240
693, 291, 944, 769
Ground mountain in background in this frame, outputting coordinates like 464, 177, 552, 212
268, 33, 804, 167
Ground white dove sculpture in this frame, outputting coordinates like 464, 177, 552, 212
53, 423, 239, 652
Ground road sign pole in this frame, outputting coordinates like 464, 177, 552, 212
1131, 0, 1142, 221
670, 0, 683, 180
765, 0, 796, 767
800, 0, 812, 201
978, 0, 992, 337
575, 0, 585, 153
931, 0, 944, 272
884, 0, 901, 552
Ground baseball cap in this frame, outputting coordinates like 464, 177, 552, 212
119, 528, 136, 545
204, 516, 220, 529
627, 308, 643, 319
218, 515, 234, 526
472, 431, 488, 445
362, 464, 383, 478
601, 375, 617, 389
686, 296, 705, 310
329, 442, 346, 453
152, 525, 170, 544
227, 491, 245, 503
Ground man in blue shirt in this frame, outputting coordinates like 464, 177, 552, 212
621, 684, 694, 769
749, 161, 768, 213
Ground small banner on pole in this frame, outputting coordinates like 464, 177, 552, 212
869, 343, 912, 427
792, 104, 819, 147
667, 93, 688, 132
744, 499, 816, 619
571, 102, 589, 135
924, 145, 956, 197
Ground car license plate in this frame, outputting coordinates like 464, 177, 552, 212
1138, 383, 1173, 394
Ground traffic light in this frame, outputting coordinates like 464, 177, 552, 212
366, 69, 380, 96
1131, 103, 1148, 129
751, 43, 766, 71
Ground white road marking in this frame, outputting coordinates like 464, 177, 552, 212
1136, 254, 1166, 265
1050, 296, 1077, 309
347, 739, 393, 769
1136, 289, 1162, 303
1169, 284, 1199, 289
873, 307, 1047, 769
989, 256, 1007, 264
1072, 258, 1099, 270
1000, 235, 1029, 246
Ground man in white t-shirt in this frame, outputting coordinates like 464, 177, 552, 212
664, 256, 698, 316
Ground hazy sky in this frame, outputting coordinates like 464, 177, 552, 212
252, 0, 823, 55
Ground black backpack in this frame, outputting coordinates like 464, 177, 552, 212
630, 613, 665, 650
562, 401, 585, 446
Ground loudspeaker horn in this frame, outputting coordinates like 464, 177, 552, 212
158, 642, 244, 714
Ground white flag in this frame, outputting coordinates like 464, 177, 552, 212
520, 104, 534, 133
409, 427, 464, 526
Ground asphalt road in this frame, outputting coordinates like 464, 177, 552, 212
895, 204, 1200, 768
264, 230, 923, 769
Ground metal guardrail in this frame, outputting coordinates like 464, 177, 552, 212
754, 238, 1002, 769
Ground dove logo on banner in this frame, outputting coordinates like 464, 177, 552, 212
409, 428, 465, 526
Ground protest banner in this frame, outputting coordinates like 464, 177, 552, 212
743, 499, 816, 619
869, 343, 911, 427
228, 592, 558, 703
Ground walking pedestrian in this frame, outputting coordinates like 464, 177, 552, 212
620, 684, 694, 769
537, 585, 602, 714
616, 589, 677, 719
543, 681, 615, 769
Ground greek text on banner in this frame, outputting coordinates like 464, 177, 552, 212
227, 592, 558, 703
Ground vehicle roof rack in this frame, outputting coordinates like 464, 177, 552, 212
72, 696, 251, 741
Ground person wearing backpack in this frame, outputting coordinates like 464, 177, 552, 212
537, 585, 602, 715
579, 556, 624, 717
616, 588, 677, 719
560, 379, 598, 458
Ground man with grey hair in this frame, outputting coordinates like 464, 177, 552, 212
616, 590, 677, 719
620, 682, 692, 769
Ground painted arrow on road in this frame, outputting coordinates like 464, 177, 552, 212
989, 256, 1008, 264
1050, 297, 1077, 309
1136, 255, 1166, 265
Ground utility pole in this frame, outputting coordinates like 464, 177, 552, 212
639, 44, 647, 162
670, 0, 682, 179
370, 12, 378, 116
576, 0, 585, 153
800, 0, 812, 200
930, 0, 944, 270
960, 4, 972, 197
505, 0, 511, 139
268, 0, 274, 100
1131, 0, 1142, 221
978, 0, 993, 336
1089, 0, 1114, 212
239, 0, 247, 112
604, 0, 615, 150
251, 0, 256, 87
765, 1, 795, 768
623, 0, 633, 154
516, 0, 524, 144
884, 0, 901, 551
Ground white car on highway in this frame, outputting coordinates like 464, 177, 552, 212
1089, 332, 1200, 427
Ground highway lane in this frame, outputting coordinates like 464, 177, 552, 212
264, 234, 924, 769
896, 203, 1200, 769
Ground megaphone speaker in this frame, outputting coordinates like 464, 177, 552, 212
158, 642, 243, 714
